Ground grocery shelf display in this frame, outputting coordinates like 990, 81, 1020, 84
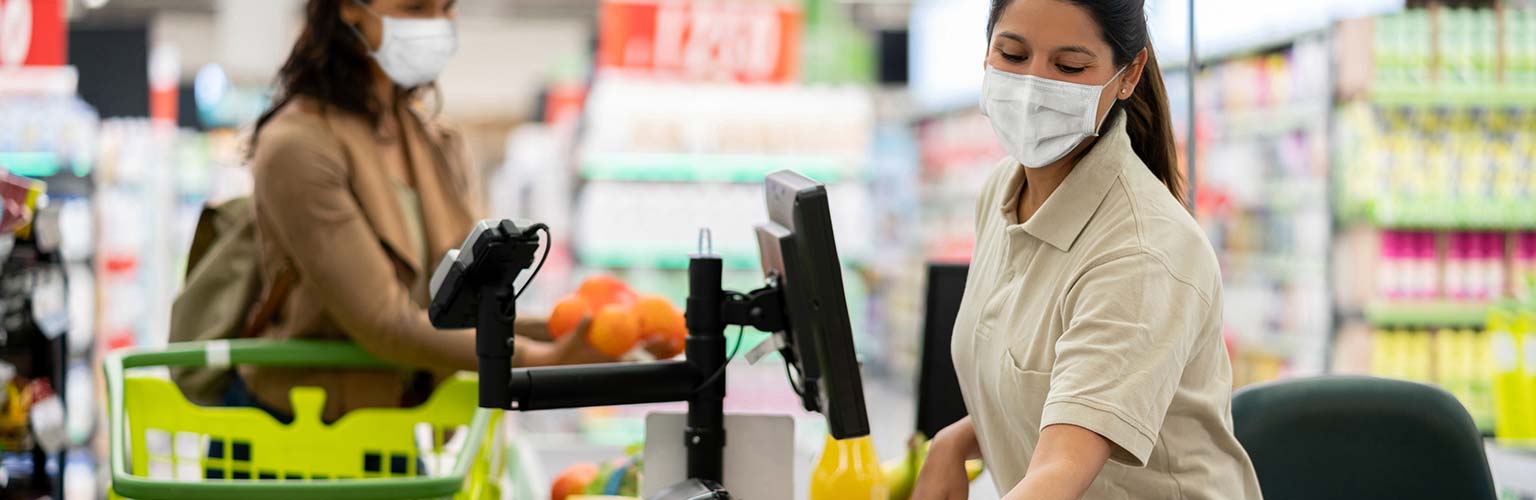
1193, 36, 1334, 386
1331, 7, 1536, 454
575, 77, 874, 276
1, 85, 102, 498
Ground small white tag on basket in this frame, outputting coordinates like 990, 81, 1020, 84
206, 340, 232, 368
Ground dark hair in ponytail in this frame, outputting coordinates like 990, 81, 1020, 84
247, 0, 429, 157
987, 0, 1184, 204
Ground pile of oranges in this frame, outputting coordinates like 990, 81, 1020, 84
549, 275, 688, 359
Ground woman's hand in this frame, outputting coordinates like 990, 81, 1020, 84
517, 317, 618, 367
548, 317, 617, 365
914, 417, 980, 500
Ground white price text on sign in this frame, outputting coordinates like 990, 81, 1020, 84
0, 0, 33, 68
652, 3, 782, 81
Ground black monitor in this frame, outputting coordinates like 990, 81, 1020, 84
754, 170, 871, 439
916, 263, 970, 439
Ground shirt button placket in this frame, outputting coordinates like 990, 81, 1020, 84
1006, 227, 1034, 279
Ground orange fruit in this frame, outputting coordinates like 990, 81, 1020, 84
551, 462, 599, 500
634, 295, 683, 339
588, 304, 641, 358
577, 275, 635, 309
635, 295, 687, 359
548, 295, 591, 340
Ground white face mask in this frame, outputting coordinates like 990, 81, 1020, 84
980, 64, 1126, 168
351, 1, 457, 88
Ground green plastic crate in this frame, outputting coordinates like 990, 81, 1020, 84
105, 340, 504, 500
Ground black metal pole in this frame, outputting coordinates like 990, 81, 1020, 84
505, 361, 698, 410
684, 254, 727, 483
477, 284, 514, 410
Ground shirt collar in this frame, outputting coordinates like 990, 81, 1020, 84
1001, 111, 1132, 252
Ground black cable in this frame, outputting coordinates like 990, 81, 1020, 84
695, 325, 746, 393
514, 224, 551, 300
783, 355, 805, 398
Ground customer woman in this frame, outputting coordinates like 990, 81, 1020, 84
239, 0, 612, 421
912, 1, 1262, 499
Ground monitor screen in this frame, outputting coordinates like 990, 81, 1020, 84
917, 263, 971, 439
755, 170, 871, 439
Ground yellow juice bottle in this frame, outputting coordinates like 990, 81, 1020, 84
1522, 312, 1536, 440
1435, 328, 1459, 398
810, 435, 889, 500
1465, 328, 1493, 429
1414, 329, 1435, 383
1376, 328, 1400, 374
1490, 311, 1534, 440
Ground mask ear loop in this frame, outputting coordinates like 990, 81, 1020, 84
346, 0, 381, 54
1093, 64, 1134, 137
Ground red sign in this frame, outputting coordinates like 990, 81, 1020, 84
0, 0, 65, 67
599, 0, 802, 83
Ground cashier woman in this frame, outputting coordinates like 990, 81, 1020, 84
912, 1, 1263, 499
234, 0, 623, 421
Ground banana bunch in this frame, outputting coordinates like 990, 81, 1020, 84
883, 435, 984, 500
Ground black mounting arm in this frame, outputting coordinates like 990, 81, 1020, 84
430, 222, 790, 493
720, 284, 786, 335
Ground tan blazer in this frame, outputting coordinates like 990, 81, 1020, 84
242, 96, 485, 420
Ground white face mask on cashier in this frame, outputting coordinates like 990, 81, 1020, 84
980, 64, 1126, 168
350, 0, 458, 88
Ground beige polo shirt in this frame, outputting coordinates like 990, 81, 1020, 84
952, 113, 1263, 499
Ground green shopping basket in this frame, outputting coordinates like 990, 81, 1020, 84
105, 340, 503, 500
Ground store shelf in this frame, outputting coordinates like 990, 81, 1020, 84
580, 153, 858, 183
1219, 253, 1327, 278
0, 152, 62, 178
578, 247, 761, 270
1228, 333, 1305, 359
1371, 198, 1536, 230
1211, 103, 1328, 139
1369, 84, 1536, 108
1365, 301, 1493, 328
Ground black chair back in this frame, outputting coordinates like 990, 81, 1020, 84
1233, 376, 1497, 500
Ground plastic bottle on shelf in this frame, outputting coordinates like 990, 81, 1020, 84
1379, 231, 1401, 299
1449, 231, 1474, 300
1435, 328, 1461, 400
1466, 233, 1481, 300
1413, 233, 1437, 299
1515, 232, 1536, 300
1416, 329, 1437, 383
1517, 233, 1529, 297
1460, 328, 1484, 421
1486, 232, 1507, 300
1446, 232, 1467, 301
1397, 329, 1417, 381
1480, 232, 1500, 300
1418, 231, 1441, 300
1490, 311, 1534, 441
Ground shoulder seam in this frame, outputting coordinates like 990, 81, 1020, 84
1079, 250, 1213, 307
1109, 175, 1210, 305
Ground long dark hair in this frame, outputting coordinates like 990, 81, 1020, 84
988, 0, 1184, 204
248, 0, 424, 155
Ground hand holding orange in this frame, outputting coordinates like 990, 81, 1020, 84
547, 277, 686, 359
635, 294, 687, 359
